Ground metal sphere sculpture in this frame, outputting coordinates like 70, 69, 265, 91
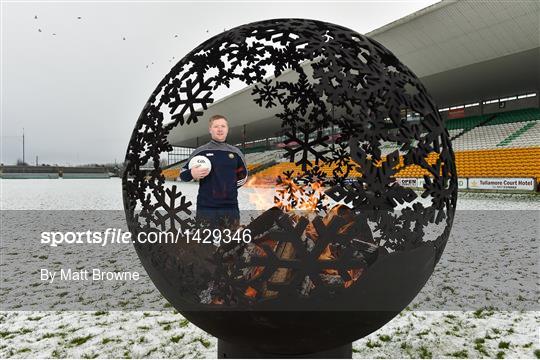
123, 18, 457, 355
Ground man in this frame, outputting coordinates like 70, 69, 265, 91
179, 115, 248, 228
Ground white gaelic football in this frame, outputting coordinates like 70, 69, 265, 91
188, 155, 212, 172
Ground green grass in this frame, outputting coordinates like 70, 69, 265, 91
171, 335, 184, 343
51, 350, 62, 358
449, 349, 468, 358
366, 340, 381, 348
498, 341, 510, 349
473, 307, 495, 319
69, 335, 93, 346
158, 320, 175, 325
474, 338, 489, 356
442, 285, 455, 294
379, 334, 391, 342
534, 349, 540, 359
400, 342, 411, 350
418, 346, 432, 359
196, 338, 212, 348
144, 347, 157, 357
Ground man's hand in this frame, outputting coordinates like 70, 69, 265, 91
191, 165, 210, 180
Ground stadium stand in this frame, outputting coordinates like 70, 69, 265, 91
242, 108, 539, 186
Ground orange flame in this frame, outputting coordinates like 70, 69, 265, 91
319, 244, 334, 260
319, 244, 339, 275
248, 188, 274, 210
244, 286, 257, 298
344, 268, 363, 288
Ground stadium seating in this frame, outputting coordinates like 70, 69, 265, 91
451, 121, 538, 151
250, 146, 539, 182
445, 113, 492, 131
248, 108, 539, 185
162, 168, 180, 180
445, 108, 540, 129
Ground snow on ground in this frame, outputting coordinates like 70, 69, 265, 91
1, 178, 538, 211
0, 178, 539, 358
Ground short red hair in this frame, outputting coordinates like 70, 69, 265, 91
208, 114, 228, 126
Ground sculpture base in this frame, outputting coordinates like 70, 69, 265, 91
217, 339, 352, 359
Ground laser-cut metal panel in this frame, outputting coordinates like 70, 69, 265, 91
122, 17, 457, 353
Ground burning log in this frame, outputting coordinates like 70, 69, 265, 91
263, 241, 295, 297
246, 208, 306, 297
203, 203, 379, 304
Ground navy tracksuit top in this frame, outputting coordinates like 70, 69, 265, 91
179, 140, 248, 209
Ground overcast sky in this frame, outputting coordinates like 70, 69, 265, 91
1, 0, 438, 166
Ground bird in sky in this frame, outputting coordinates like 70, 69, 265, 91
77, 16, 82, 19
123, 37, 126, 41
34, 15, 38, 19
38, 29, 42, 32
174, 34, 178, 38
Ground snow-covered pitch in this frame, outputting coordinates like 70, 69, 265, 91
1, 179, 538, 358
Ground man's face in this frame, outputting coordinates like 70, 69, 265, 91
209, 118, 228, 142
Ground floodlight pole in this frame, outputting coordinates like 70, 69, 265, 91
22, 128, 25, 165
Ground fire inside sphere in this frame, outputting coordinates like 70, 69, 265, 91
122, 18, 457, 355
